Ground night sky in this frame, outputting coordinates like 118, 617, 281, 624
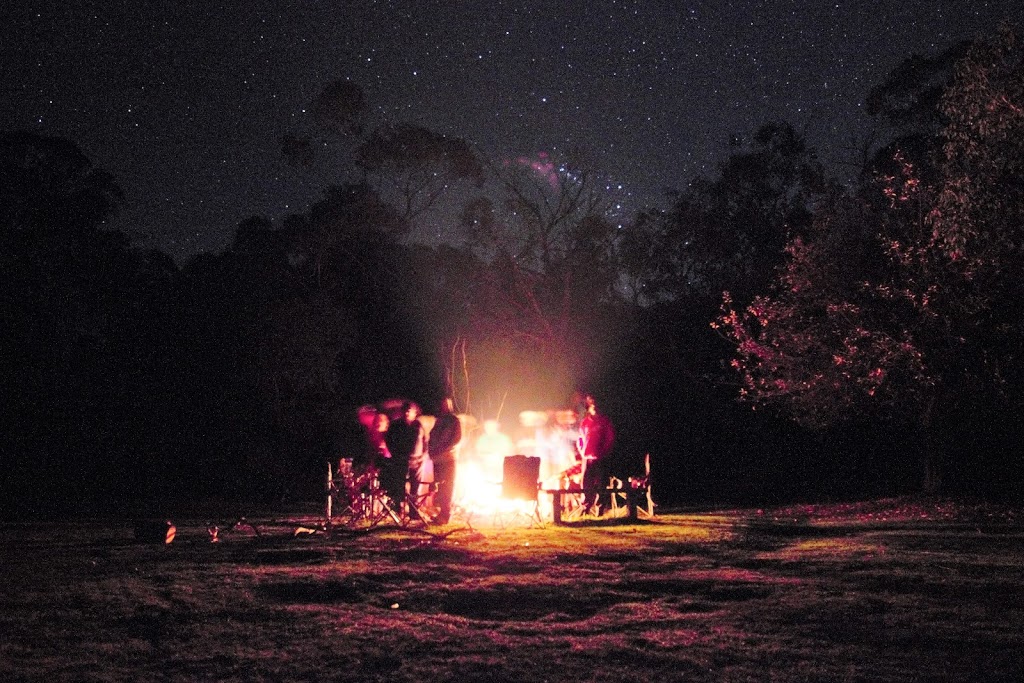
3, 1, 1019, 261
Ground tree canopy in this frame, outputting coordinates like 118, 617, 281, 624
716, 26, 1024, 492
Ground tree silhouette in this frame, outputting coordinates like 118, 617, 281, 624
457, 152, 624, 404
0, 131, 195, 514
862, 40, 972, 185
356, 122, 485, 224
0, 131, 123, 236
623, 122, 831, 307
716, 26, 1024, 493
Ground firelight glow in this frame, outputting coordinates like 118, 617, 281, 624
445, 411, 583, 521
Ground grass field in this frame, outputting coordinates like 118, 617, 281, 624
2, 498, 1022, 682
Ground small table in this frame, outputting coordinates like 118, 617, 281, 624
543, 487, 649, 525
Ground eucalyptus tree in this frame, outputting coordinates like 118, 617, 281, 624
717, 27, 1024, 493
356, 122, 485, 225
458, 151, 624, 401
621, 122, 831, 309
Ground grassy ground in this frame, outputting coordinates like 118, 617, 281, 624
1, 498, 1022, 682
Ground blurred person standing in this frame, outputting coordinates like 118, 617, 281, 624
383, 401, 427, 516
364, 410, 390, 472
428, 397, 462, 524
475, 418, 514, 483
577, 394, 615, 515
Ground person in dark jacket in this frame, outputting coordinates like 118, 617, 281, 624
428, 397, 462, 524
383, 401, 427, 516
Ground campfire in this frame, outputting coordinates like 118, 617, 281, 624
446, 409, 582, 522
343, 403, 587, 526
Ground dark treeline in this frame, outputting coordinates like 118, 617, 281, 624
3, 27, 1022, 518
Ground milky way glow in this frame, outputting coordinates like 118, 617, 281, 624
507, 151, 561, 191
